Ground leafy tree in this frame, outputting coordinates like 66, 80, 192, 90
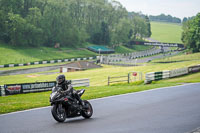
128, 29, 133, 39
0, 10, 10, 42
182, 17, 188, 23
0, 0, 23, 15
145, 15, 151, 37
113, 18, 132, 44
182, 13, 200, 52
7, 13, 43, 46
101, 21, 110, 45
0, 0, 151, 47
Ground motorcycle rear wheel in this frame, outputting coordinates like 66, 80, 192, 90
51, 104, 66, 122
82, 100, 93, 118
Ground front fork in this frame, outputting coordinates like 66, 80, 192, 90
58, 103, 65, 114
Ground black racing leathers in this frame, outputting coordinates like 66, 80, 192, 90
56, 80, 83, 105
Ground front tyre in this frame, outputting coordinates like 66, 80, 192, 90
82, 100, 93, 118
51, 104, 66, 122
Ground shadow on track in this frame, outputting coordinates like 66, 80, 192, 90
54, 117, 96, 124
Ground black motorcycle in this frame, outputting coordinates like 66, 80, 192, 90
50, 86, 93, 122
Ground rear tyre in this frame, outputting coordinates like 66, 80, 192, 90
82, 100, 93, 118
51, 104, 66, 122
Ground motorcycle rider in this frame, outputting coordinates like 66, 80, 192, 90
56, 75, 84, 106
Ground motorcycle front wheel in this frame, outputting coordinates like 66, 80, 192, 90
82, 100, 93, 118
51, 104, 66, 122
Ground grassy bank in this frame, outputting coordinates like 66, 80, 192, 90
151, 21, 182, 43
152, 52, 200, 63
0, 42, 152, 65
0, 43, 97, 65
114, 45, 152, 53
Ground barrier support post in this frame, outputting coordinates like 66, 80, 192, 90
108, 77, 110, 86
128, 74, 130, 84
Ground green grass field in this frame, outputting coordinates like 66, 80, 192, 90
114, 45, 152, 53
0, 43, 98, 65
150, 21, 182, 43
152, 52, 200, 63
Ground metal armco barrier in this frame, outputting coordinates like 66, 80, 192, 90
162, 70, 170, 79
145, 70, 170, 84
188, 65, 200, 73
145, 65, 200, 84
1, 79, 90, 96
170, 67, 188, 78
154, 72, 163, 80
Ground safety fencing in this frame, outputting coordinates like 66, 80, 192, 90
145, 70, 170, 83
145, 65, 200, 83
100, 47, 173, 65
0, 56, 97, 68
0, 78, 90, 96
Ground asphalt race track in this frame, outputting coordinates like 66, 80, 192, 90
0, 83, 200, 133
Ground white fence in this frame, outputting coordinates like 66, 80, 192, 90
71, 79, 90, 87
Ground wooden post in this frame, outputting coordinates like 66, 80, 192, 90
108, 76, 110, 86
128, 74, 130, 84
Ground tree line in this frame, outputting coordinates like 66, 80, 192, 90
182, 13, 200, 52
149, 14, 181, 23
182, 16, 195, 23
0, 0, 151, 47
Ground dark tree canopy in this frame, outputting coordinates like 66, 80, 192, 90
182, 13, 200, 52
0, 0, 151, 47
